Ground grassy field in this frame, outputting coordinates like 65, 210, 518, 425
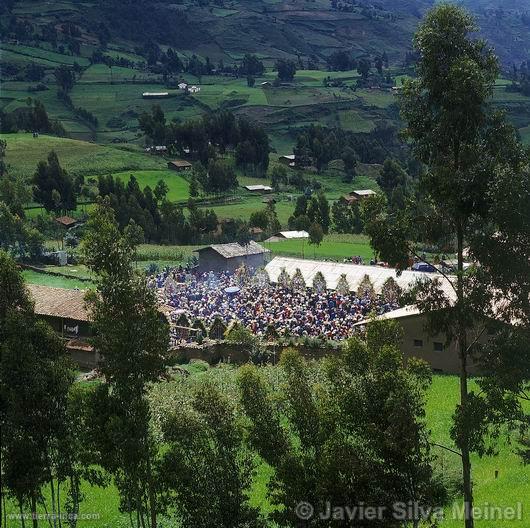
113, 169, 190, 202
0, 133, 165, 179
265, 233, 374, 262
22, 269, 93, 289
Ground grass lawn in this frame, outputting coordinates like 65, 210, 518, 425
22, 269, 93, 289
266, 233, 374, 262
427, 376, 529, 528
0, 133, 165, 179
112, 169, 190, 202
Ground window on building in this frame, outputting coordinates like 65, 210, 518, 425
433, 342, 444, 352
413, 339, 423, 348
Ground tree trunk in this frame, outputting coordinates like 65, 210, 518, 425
457, 224, 474, 528
30, 495, 38, 528
56, 481, 61, 528
49, 480, 57, 528
19, 500, 26, 528
146, 455, 157, 528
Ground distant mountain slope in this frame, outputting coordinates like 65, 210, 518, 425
2, 0, 529, 66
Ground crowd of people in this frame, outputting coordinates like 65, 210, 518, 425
150, 265, 400, 342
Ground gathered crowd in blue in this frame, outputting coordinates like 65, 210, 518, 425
150, 265, 399, 342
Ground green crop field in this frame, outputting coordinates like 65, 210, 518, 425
0, 133, 165, 179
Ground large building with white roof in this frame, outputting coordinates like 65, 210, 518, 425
264, 256, 452, 294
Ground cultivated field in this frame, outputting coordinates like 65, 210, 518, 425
0, 133, 165, 179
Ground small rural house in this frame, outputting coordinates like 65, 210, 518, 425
244, 184, 273, 193
343, 189, 377, 203
196, 241, 270, 273
28, 284, 96, 369
168, 159, 193, 172
178, 82, 188, 90
279, 154, 296, 167
266, 230, 309, 242
188, 85, 201, 93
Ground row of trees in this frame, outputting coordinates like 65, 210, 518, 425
139, 107, 270, 176
97, 174, 219, 244
293, 121, 404, 174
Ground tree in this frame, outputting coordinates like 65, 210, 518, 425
54, 64, 75, 92
308, 222, 323, 258
154, 179, 169, 203
331, 197, 363, 234
0, 140, 32, 217
82, 200, 170, 528
341, 146, 357, 182
0, 251, 76, 525
357, 58, 371, 80
363, 6, 529, 527
239, 54, 264, 76
155, 380, 260, 528
33, 151, 76, 213
246, 75, 255, 88
275, 59, 296, 82
186, 173, 198, 198
206, 159, 238, 194
377, 158, 411, 210
238, 334, 447, 526
307, 191, 330, 234
269, 165, 287, 191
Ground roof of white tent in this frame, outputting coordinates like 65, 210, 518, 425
264, 257, 455, 295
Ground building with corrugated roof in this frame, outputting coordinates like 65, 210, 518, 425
196, 241, 270, 273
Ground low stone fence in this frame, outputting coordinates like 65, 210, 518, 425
169, 341, 337, 365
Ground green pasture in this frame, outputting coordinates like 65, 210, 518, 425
265, 233, 374, 261
79, 64, 155, 83
69, 83, 199, 134
22, 269, 93, 289
112, 169, 190, 202
0, 133, 165, 179
0, 43, 90, 67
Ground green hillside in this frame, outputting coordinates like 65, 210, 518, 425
0, 133, 166, 178
2, 0, 530, 148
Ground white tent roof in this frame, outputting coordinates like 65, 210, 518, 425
265, 257, 455, 295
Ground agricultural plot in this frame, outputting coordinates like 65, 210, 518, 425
265, 233, 374, 261
0, 43, 90, 67
69, 83, 199, 136
0, 133, 165, 179
112, 169, 190, 202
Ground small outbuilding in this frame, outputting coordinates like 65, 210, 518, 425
196, 241, 270, 273
244, 184, 273, 193
168, 159, 193, 172
266, 230, 309, 242
343, 189, 377, 203
55, 216, 78, 228
279, 154, 296, 167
